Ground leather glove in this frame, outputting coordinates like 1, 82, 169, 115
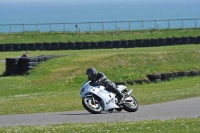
94, 79, 101, 85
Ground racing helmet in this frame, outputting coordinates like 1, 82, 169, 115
86, 68, 97, 80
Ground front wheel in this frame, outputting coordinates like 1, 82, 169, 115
122, 96, 138, 112
82, 97, 103, 114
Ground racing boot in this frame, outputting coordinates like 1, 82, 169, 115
116, 92, 124, 105
106, 83, 124, 105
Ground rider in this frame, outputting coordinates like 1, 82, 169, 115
86, 68, 124, 104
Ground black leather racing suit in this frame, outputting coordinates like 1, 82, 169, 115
90, 72, 122, 98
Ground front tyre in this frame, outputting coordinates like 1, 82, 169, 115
82, 97, 103, 114
123, 96, 138, 112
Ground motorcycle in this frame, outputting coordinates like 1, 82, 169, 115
80, 80, 138, 114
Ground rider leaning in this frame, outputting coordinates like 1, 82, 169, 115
86, 68, 123, 104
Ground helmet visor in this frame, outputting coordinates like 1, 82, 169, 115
86, 72, 93, 80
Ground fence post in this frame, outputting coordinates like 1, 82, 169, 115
142, 20, 144, 30
75, 22, 78, 34
155, 20, 157, 30
63, 23, 66, 33
195, 18, 197, 29
36, 23, 38, 34
102, 22, 104, 33
182, 19, 184, 29
115, 21, 118, 32
157, 25, 159, 32
49, 23, 52, 33
23, 24, 25, 34
168, 19, 170, 30
10, 24, 12, 35
89, 22, 91, 33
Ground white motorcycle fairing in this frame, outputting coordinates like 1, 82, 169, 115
80, 81, 126, 111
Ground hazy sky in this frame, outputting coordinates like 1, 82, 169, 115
0, 0, 198, 3
0, 0, 199, 6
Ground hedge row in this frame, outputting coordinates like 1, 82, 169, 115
4, 55, 65, 76
115, 70, 200, 85
0, 36, 200, 51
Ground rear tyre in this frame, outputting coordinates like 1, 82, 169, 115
122, 96, 138, 112
82, 97, 103, 114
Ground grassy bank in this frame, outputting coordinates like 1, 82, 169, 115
0, 28, 200, 43
1, 118, 200, 133
0, 45, 200, 115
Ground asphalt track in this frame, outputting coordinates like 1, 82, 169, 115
0, 97, 200, 127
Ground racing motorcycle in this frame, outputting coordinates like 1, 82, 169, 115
80, 80, 138, 114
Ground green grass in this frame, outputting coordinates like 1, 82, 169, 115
1, 45, 200, 115
1, 118, 200, 133
0, 28, 200, 43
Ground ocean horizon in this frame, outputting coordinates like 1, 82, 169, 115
0, 0, 200, 32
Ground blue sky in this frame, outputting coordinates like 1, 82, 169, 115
0, 0, 199, 5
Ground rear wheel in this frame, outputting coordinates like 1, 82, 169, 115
122, 96, 138, 112
82, 97, 103, 114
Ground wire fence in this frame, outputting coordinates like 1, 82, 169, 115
0, 18, 200, 35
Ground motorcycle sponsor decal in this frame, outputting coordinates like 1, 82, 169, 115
106, 98, 114, 105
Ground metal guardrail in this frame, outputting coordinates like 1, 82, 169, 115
0, 18, 199, 35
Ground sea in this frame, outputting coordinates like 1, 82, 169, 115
0, 0, 200, 32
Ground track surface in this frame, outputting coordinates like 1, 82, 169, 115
0, 97, 200, 127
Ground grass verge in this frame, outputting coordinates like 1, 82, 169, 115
0, 45, 200, 115
0, 28, 200, 43
0, 118, 200, 133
